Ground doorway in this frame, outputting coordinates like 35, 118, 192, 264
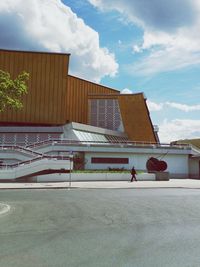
199, 160, 200, 179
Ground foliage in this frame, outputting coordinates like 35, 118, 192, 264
73, 152, 88, 170
0, 70, 29, 112
72, 170, 144, 173
72, 170, 129, 173
72, 170, 145, 174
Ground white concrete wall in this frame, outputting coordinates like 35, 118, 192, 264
84, 152, 130, 170
0, 151, 33, 161
37, 173, 69, 182
37, 172, 156, 182
162, 154, 188, 178
0, 159, 71, 180
189, 158, 199, 178
0, 143, 192, 180
84, 152, 189, 178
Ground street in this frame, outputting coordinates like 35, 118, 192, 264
0, 188, 200, 267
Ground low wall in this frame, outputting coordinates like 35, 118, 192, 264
36, 172, 156, 182
155, 172, 169, 181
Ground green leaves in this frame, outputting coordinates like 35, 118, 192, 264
0, 70, 29, 112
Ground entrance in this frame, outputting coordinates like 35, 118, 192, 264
199, 161, 200, 179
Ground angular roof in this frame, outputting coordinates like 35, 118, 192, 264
173, 138, 200, 149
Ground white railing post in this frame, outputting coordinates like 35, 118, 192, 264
68, 152, 73, 188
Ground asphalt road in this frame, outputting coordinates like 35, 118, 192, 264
0, 188, 200, 267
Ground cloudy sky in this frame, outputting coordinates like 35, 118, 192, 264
0, 0, 200, 142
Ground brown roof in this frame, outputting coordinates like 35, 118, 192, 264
0, 48, 70, 56
173, 139, 200, 149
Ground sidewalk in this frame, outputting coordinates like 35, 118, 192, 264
0, 179, 200, 189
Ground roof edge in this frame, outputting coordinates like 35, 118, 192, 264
68, 74, 120, 93
66, 122, 128, 137
0, 48, 71, 56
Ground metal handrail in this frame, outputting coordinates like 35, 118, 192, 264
25, 138, 191, 150
0, 155, 70, 170
1, 138, 191, 149
0, 139, 192, 171
0, 144, 43, 156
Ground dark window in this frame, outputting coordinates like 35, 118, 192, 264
91, 157, 129, 164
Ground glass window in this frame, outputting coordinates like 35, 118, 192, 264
88, 99, 124, 131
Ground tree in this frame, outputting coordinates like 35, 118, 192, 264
0, 70, 29, 112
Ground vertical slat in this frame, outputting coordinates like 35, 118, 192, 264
118, 94, 156, 142
0, 50, 69, 125
66, 75, 118, 124
24, 52, 31, 122
47, 53, 58, 123
31, 52, 37, 122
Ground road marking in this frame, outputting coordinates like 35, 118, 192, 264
0, 203, 11, 216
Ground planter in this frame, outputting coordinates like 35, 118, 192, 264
36, 172, 156, 182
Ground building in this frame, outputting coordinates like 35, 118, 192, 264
0, 49, 199, 181
0, 49, 157, 143
172, 139, 200, 179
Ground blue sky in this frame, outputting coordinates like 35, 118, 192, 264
0, 0, 200, 142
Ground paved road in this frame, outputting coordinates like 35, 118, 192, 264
1, 179, 200, 189
1, 188, 200, 267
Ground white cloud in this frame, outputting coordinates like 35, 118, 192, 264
147, 100, 163, 111
146, 100, 200, 112
0, 0, 118, 82
158, 119, 200, 143
132, 45, 142, 53
88, 0, 200, 76
121, 88, 132, 94
146, 100, 200, 143
144, 99, 200, 142
88, 0, 197, 31
166, 102, 200, 112
129, 28, 200, 75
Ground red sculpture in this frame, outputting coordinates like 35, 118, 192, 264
146, 157, 167, 172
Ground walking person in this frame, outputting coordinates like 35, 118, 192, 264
130, 166, 137, 182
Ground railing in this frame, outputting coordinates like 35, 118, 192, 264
0, 144, 43, 157
0, 139, 192, 169
190, 144, 200, 154
25, 138, 191, 150
0, 154, 71, 170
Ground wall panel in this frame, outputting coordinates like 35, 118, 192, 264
0, 49, 70, 125
0, 50, 156, 143
88, 93, 156, 142
118, 94, 156, 142
66, 75, 119, 124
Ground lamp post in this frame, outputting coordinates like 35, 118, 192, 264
69, 151, 73, 188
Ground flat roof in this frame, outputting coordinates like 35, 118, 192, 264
88, 92, 145, 97
66, 122, 128, 137
0, 126, 63, 133
68, 75, 119, 93
0, 48, 70, 56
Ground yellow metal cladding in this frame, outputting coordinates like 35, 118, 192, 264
66, 75, 119, 124
0, 49, 70, 125
88, 93, 156, 142
0, 50, 156, 143
117, 94, 156, 142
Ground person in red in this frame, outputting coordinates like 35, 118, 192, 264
130, 166, 137, 182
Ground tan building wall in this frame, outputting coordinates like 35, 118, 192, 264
0, 49, 156, 143
118, 94, 156, 142
0, 49, 70, 125
66, 75, 119, 124
88, 93, 156, 142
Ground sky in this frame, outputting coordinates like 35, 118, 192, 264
0, 0, 200, 143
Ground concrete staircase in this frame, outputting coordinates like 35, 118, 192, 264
0, 148, 71, 180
